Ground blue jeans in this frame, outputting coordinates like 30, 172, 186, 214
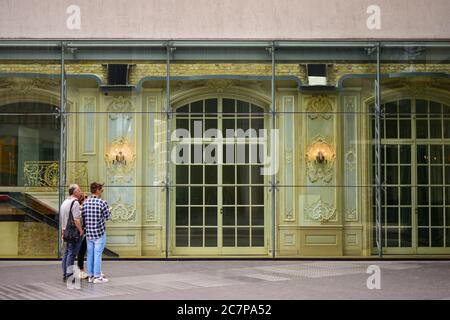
61, 236, 83, 278
86, 234, 106, 278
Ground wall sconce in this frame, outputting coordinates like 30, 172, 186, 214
105, 137, 136, 175
305, 136, 335, 183
314, 149, 328, 165
112, 149, 127, 166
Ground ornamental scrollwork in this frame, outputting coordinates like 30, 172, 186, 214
110, 197, 136, 222
305, 198, 337, 222
107, 96, 135, 120
305, 95, 334, 120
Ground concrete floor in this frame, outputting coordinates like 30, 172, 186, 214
0, 260, 449, 300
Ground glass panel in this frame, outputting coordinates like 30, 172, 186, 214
400, 228, 412, 247
223, 207, 235, 226
386, 228, 399, 247
251, 228, 265, 247
399, 120, 411, 139
190, 166, 203, 184
429, 120, 442, 139
385, 120, 398, 139
417, 166, 428, 184
205, 228, 217, 247
418, 228, 429, 247
417, 145, 429, 164
237, 207, 250, 225
400, 208, 412, 226
416, 100, 428, 117
205, 207, 218, 226
190, 228, 203, 247
252, 207, 265, 226
190, 186, 203, 205
223, 228, 235, 247
190, 207, 203, 226
176, 166, 188, 184
418, 207, 429, 226
176, 228, 189, 247
385, 145, 398, 164
431, 207, 444, 227
430, 166, 443, 185
431, 228, 444, 247
237, 228, 250, 246
400, 145, 411, 163
205, 187, 217, 205
417, 187, 429, 205
386, 166, 398, 184
176, 207, 188, 226
416, 120, 428, 139
430, 145, 443, 164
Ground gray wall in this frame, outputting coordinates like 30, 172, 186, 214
1, 0, 449, 40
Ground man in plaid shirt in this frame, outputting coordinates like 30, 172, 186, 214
81, 182, 111, 284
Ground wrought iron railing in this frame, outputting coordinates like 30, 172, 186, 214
23, 161, 88, 192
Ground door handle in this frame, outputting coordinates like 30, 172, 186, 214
220, 207, 223, 215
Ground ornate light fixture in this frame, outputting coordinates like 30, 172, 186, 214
305, 136, 336, 183
105, 137, 136, 175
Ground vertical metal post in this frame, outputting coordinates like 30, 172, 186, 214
375, 43, 383, 258
270, 43, 276, 259
165, 44, 172, 259
58, 42, 67, 258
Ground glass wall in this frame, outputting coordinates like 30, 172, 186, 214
0, 46, 61, 257
0, 41, 449, 258
378, 44, 450, 254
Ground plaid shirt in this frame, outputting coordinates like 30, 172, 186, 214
81, 195, 111, 240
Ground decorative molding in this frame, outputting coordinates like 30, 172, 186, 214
147, 233, 157, 246
107, 96, 135, 114
305, 95, 334, 120
110, 197, 137, 222
0, 78, 59, 94
205, 79, 234, 93
283, 95, 295, 221
305, 135, 336, 184
285, 208, 294, 220
345, 147, 357, 172
283, 233, 295, 246
344, 95, 357, 112
147, 208, 156, 222
286, 151, 293, 164
305, 198, 337, 222
107, 235, 136, 245
345, 208, 358, 222
82, 96, 96, 154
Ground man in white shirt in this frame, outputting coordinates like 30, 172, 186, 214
60, 184, 84, 282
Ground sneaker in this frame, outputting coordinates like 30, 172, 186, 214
79, 271, 88, 280
93, 277, 109, 284
88, 276, 94, 283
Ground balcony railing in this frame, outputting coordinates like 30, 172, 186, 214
23, 161, 89, 192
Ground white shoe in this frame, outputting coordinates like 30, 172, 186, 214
79, 271, 88, 279
88, 276, 94, 283
93, 277, 109, 284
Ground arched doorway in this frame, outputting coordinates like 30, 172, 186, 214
371, 97, 450, 254
0, 102, 59, 187
171, 97, 269, 256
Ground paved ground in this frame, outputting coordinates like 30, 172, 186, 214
0, 260, 449, 300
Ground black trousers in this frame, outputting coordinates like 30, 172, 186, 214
77, 236, 87, 270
